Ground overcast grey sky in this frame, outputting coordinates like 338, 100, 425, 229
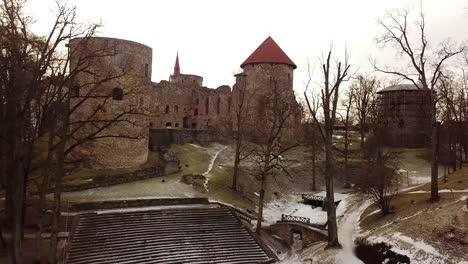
27, 0, 468, 94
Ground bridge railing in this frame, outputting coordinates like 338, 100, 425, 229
281, 214, 310, 224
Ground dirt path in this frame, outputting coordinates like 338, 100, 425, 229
335, 195, 371, 264
203, 145, 227, 191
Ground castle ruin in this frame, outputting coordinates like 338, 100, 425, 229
70, 36, 300, 169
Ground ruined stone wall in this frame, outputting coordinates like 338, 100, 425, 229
150, 81, 194, 128
378, 90, 432, 147
149, 128, 215, 148
151, 80, 232, 130
69, 37, 154, 169
170, 74, 203, 87
192, 85, 232, 130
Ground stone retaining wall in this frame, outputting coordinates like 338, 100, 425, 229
62, 166, 165, 192
149, 128, 215, 149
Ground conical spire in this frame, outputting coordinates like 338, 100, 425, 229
173, 51, 180, 77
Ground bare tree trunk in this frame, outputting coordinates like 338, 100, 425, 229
49, 101, 69, 263
430, 120, 439, 202
324, 139, 340, 248
360, 126, 365, 151
36, 115, 56, 262
311, 126, 317, 191
256, 173, 267, 235
232, 129, 242, 191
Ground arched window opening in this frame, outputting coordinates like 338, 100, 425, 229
205, 98, 209, 114
165, 105, 170, 114
216, 97, 221, 115
194, 108, 198, 116
174, 105, 179, 113
175, 123, 179, 128
71, 86, 80, 97
165, 122, 172, 127
145, 63, 149, 77
112, 87, 123, 100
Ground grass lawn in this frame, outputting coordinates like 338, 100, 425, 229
360, 166, 468, 228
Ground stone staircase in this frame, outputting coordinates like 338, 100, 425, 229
66, 206, 274, 263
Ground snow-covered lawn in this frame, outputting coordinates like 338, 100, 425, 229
262, 192, 349, 226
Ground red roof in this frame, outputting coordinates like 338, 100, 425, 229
241, 37, 296, 69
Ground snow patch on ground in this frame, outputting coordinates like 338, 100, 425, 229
262, 192, 349, 226
369, 232, 448, 264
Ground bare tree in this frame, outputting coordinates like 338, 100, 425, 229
374, 6, 466, 202
1, 1, 152, 262
338, 89, 354, 188
350, 74, 378, 150
304, 48, 351, 248
249, 77, 297, 235
231, 73, 253, 191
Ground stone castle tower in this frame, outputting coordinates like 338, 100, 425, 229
233, 37, 300, 135
69, 37, 153, 169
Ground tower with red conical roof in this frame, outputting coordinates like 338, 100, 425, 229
232, 36, 300, 136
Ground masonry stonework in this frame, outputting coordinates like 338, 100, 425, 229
70, 36, 301, 169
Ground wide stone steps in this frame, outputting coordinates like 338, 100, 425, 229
66, 207, 273, 264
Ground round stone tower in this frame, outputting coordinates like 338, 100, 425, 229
233, 37, 300, 136
377, 84, 433, 148
69, 37, 153, 169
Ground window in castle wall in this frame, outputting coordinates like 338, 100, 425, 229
175, 123, 179, 127
228, 97, 232, 112
174, 105, 179, 113
165, 105, 170, 114
145, 63, 149, 77
71, 86, 80, 97
216, 97, 221, 115
165, 122, 172, 127
112, 88, 123, 100
205, 98, 209, 114
194, 108, 198, 116
192, 123, 197, 129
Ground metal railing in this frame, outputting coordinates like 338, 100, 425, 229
281, 214, 310, 224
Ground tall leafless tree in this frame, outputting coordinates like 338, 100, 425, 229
249, 77, 297, 235
304, 48, 351, 248
1, 1, 151, 262
374, 6, 466, 202
231, 73, 253, 191
349, 74, 378, 150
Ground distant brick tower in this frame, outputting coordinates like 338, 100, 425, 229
233, 37, 300, 136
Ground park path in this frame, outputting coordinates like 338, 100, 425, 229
203, 145, 227, 191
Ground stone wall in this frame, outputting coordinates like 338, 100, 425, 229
149, 128, 215, 148
62, 166, 165, 192
150, 80, 232, 130
233, 63, 301, 140
378, 90, 432, 148
68, 37, 155, 169
269, 222, 327, 248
